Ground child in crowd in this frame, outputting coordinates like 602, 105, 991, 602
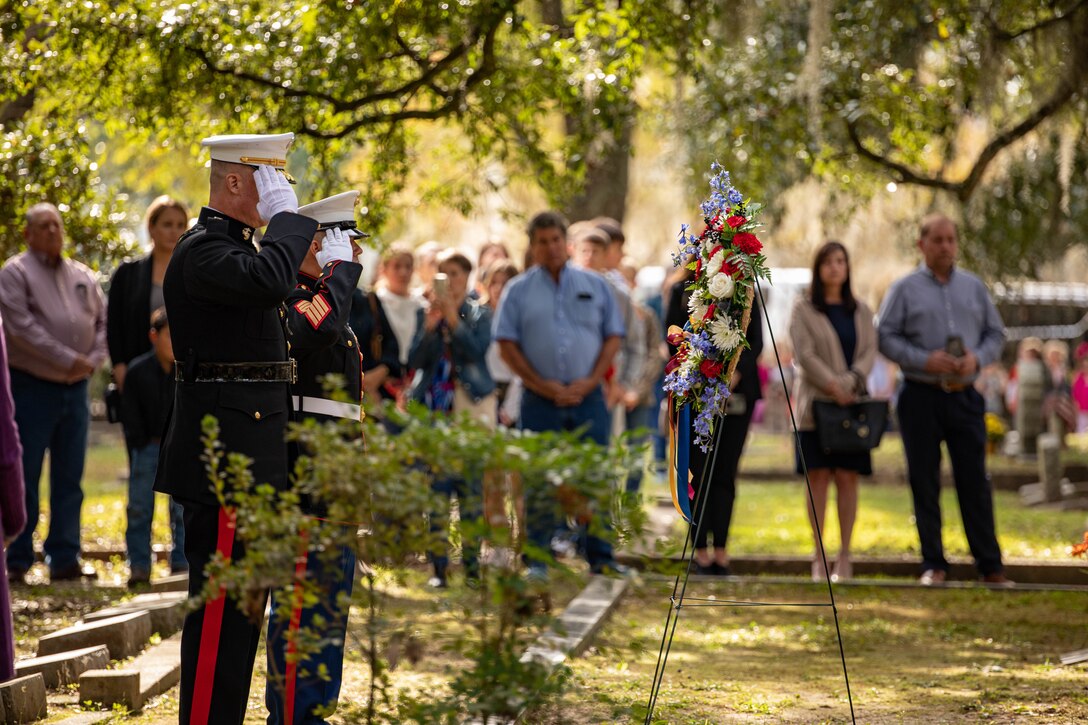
119, 307, 186, 587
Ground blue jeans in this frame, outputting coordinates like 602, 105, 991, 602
519, 387, 614, 573
6, 371, 89, 572
126, 443, 187, 573
624, 402, 655, 493
267, 543, 356, 724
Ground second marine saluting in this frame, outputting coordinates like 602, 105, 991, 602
267, 191, 366, 725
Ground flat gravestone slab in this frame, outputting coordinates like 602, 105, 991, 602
78, 670, 140, 711
14, 645, 109, 689
149, 574, 188, 593
522, 576, 629, 666
48, 714, 111, 725
0, 672, 47, 723
76, 633, 182, 712
134, 632, 182, 703
83, 591, 187, 637
38, 611, 151, 660
1060, 648, 1088, 665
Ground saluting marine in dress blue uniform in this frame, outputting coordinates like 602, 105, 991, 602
266, 192, 365, 725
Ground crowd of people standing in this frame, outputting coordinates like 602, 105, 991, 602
0, 137, 1060, 720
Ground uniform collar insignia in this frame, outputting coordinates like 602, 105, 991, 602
198, 207, 257, 244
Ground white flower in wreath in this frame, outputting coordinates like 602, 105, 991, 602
709, 315, 743, 352
687, 291, 709, 321
678, 354, 698, 380
707, 249, 726, 276
706, 272, 735, 299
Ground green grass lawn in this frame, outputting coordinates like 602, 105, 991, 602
27, 427, 1088, 569
541, 580, 1088, 724
740, 429, 1088, 478
643, 430, 1088, 562
643, 478, 1088, 562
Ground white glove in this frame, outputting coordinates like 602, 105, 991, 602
316, 227, 353, 268
254, 165, 298, 223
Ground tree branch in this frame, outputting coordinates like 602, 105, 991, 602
844, 117, 961, 194
296, 3, 507, 140
846, 73, 1082, 201
990, 0, 1088, 41
185, 45, 346, 107
182, 2, 515, 116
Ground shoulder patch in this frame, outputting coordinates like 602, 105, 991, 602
294, 293, 332, 329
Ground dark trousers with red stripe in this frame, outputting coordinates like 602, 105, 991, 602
179, 503, 267, 725
265, 543, 356, 724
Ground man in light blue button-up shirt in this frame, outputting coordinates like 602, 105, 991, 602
877, 213, 1008, 586
493, 211, 625, 579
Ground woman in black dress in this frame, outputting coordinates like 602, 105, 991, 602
665, 268, 763, 575
788, 241, 876, 581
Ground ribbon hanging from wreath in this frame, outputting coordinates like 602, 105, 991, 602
663, 163, 771, 521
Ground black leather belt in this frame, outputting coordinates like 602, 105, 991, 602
907, 378, 969, 393
175, 360, 297, 384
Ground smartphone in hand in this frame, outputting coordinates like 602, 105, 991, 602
433, 272, 449, 298
945, 335, 965, 358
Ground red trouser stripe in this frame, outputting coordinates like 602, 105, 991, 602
190, 507, 237, 725
284, 531, 310, 725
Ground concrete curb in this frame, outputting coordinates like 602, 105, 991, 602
37, 611, 152, 661
14, 645, 109, 689
463, 575, 630, 725
522, 576, 629, 668
619, 550, 1088, 586
635, 570, 1088, 592
0, 673, 47, 723
83, 591, 188, 637
78, 632, 181, 712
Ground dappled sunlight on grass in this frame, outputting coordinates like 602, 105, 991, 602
546, 581, 1088, 723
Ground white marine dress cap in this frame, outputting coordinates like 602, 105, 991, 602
298, 191, 368, 237
201, 132, 297, 183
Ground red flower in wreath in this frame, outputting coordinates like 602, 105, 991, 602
733, 232, 762, 255
700, 359, 724, 378
703, 303, 717, 321
726, 215, 746, 229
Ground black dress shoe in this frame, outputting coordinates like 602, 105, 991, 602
50, 562, 97, 582
127, 568, 151, 590
693, 561, 717, 576
712, 563, 732, 576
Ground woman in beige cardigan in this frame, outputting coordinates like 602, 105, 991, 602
789, 242, 876, 581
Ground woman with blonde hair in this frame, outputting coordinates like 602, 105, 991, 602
107, 195, 189, 390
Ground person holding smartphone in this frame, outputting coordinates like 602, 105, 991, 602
408, 250, 496, 587
877, 213, 1009, 586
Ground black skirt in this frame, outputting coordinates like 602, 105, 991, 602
795, 430, 873, 475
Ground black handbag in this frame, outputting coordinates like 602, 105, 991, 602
812, 398, 889, 453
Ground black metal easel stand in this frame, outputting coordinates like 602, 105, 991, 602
643, 279, 857, 724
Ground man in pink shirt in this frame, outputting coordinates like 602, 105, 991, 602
0, 202, 107, 583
